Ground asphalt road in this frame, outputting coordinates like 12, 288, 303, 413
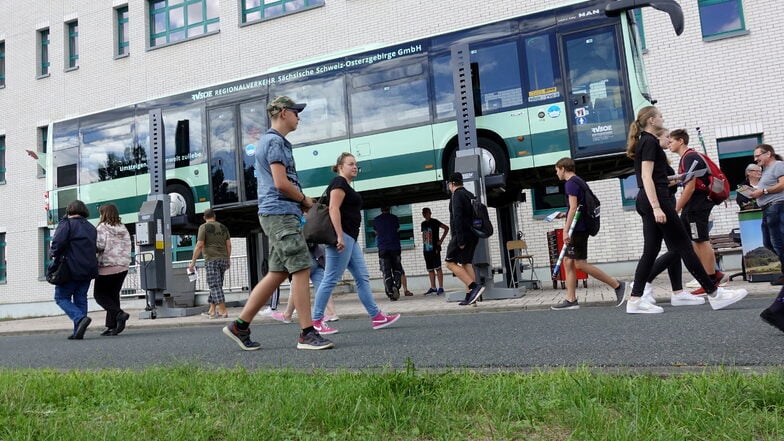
2, 298, 782, 371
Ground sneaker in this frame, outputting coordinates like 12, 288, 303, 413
324, 315, 340, 322
258, 306, 273, 316
371, 312, 401, 330
462, 285, 485, 306
772, 276, 784, 286
707, 287, 748, 310
671, 291, 706, 306
297, 329, 335, 350
458, 292, 471, 306
388, 286, 400, 301
436, 288, 444, 295
626, 297, 664, 314
760, 308, 784, 333
630, 282, 656, 304
551, 299, 579, 310
685, 278, 700, 289
423, 288, 437, 296
613, 281, 629, 307
222, 322, 261, 351
270, 312, 291, 324
714, 271, 729, 287
312, 319, 339, 335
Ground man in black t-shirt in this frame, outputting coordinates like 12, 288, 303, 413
444, 172, 484, 305
420, 207, 449, 295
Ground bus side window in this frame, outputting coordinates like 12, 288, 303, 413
431, 54, 455, 120
469, 41, 523, 113
524, 34, 561, 104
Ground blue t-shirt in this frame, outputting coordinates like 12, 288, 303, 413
564, 176, 587, 232
255, 128, 303, 216
757, 160, 784, 206
373, 212, 400, 251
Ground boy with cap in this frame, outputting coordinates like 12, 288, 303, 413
222, 96, 334, 351
444, 172, 484, 305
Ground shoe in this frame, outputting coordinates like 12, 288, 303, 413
437, 288, 444, 295
222, 322, 261, 351
404, 290, 414, 296
67, 335, 78, 340
423, 288, 437, 296
74, 316, 92, 339
614, 281, 629, 307
462, 285, 485, 306
371, 312, 401, 330
115, 312, 130, 335
258, 306, 273, 316
270, 312, 291, 323
771, 276, 784, 286
707, 287, 748, 310
458, 292, 471, 306
760, 308, 784, 333
685, 278, 700, 289
714, 271, 729, 287
630, 282, 656, 305
297, 329, 335, 350
391, 286, 400, 301
324, 315, 340, 322
671, 291, 706, 306
626, 297, 664, 314
551, 299, 579, 310
100, 328, 118, 336
312, 319, 339, 335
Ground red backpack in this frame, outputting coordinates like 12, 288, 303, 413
678, 149, 730, 204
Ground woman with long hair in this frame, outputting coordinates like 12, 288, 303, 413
626, 106, 747, 313
94, 203, 132, 336
310, 152, 400, 334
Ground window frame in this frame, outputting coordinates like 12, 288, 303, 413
716, 133, 763, 196
0, 40, 6, 88
241, 0, 325, 25
41, 227, 52, 281
38, 28, 50, 78
531, 183, 568, 217
632, 9, 646, 51
698, 0, 747, 41
116, 6, 130, 57
0, 135, 5, 184
37, 126, 48, 178
0, 232, 6, 284
65, 20, 79, 70
620, 174, 638, 208
148, 0, 220, 49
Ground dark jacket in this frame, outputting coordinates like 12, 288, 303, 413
50, 216, 99, 281
449, 186, 475, 246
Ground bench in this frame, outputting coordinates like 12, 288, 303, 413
710, 229, 745, 281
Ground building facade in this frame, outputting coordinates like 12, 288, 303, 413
0, 0, 780, 313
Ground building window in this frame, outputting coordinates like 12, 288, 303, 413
0, 41, 6, 87
0, 233, 6, 283
698, 0, 746, 40
37, 126, 48, 177
172, 235, 194, 262
632, 9, 646, 50
241, 0, 325, 23
38, 28, 50, 77
620, 175, 639, 206
149, 0, 220, 47
531, 183, 567, 216
716, 134, 762, 192
116, 6, 129, 56
363, 205, 415, 250
41, 228, 51, 280
65, 21, 79, 69
0, 135, 5, 184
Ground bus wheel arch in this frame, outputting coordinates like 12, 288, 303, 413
166, 180, 196, 222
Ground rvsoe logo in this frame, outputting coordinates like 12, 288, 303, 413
591, 125, 613, 133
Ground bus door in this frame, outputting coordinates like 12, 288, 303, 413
207, 106, 241, 206
561, 25, 631, 158
238, 100, 267, 203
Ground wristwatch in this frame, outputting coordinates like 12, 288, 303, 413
764, 188, 770, 195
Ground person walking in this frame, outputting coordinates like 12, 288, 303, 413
625, 106, 747, 314
550, 157, 629, 310
222, 95, 333, 351
748, 144, 784, 286
189, 209, 231, 319
373, 206, 413, 300
444, 172, 484, 306
270, 243, 340, 323
94, 203, 132, 336
310, 152, 401, 335
421, 207, 449, 295
50, 200, 99, 340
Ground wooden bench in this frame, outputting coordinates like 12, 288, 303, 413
710, 230, 745, 281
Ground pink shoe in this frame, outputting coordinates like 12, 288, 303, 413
313, 319, 339, 335
371, 312, 400, 330
270, 312, 291, 323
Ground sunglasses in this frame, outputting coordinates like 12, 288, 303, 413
284, 108, 300, 117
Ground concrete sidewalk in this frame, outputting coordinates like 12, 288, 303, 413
0, 274, 777, 336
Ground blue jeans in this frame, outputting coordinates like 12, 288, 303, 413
312, 232, 379, 321
54, 280, 91, 334
310, 257, 324, 291
763, 203, 784, 274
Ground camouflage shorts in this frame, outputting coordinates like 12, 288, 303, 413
258, 214, 311, 274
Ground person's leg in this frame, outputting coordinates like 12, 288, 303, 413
660, 203, 715, 293
238, 271, 289, 323
379, 250, 394, 295
215, 259, 229, 316
205, 259, 222, 314
55, 281, 84, 334
631, 193, 664, 297
101, 272, 126, 329
289, 268, 313, 330
766, 205, 784, 270
436, 268, 444, 290
563, 257, 577, 302
446, 261, 472, 287
93, 275, 114, 328
392, 251, 404, 289
312, 234, 352, 322
574, 260, 619, 288
344, 234, 380, 318
427, 269, 436, 288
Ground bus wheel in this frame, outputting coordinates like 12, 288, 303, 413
444, 137, 509, 182
167, 183, 195, 222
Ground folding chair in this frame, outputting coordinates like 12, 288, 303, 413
506, 240, 540, 288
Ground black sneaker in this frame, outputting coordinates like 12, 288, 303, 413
461, 285, 485, 306
760, 308, 784, 333
115, 311, 130, 335
551, 299, 579, 310
614, 281, 629, 307
297, 329, 335, 350
458, 292, 471, 306
74, 316, 92, 339
222, 322, 261, 351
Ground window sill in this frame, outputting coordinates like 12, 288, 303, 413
64, 66, 79, 73
114, 53, 130, 60
147, 29, 220, 51
702, 29, 750, 42
241, 3, 325, 27
36, 73, 51, 80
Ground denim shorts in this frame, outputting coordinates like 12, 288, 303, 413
259, 214, 311, 274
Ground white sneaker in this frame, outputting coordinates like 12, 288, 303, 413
671, 291, 706, 306
685, 278, 700, 289
707, 287, 748, 310
642, 283, 656, 304
626, 297, 664, 314
258, 306, 273, 316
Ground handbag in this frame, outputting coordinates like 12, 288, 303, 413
303, 189, 338, 246
46, 256, 71, 285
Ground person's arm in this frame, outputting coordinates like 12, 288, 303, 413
563, 194, 579, 244
95, 226, 107, 253
438, 222, 449, 245
329, 187, 346, 252
675, 178, 696, 213
189, 241, 205, 271
641, 160, 666, 223
225, 238, 232, 269
270, 163, 313, 211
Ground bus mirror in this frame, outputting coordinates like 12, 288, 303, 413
605, 0, 684, 36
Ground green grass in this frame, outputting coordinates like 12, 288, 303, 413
1, 366, 782, 440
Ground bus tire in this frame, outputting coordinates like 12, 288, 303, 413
167, 182, 195, 223
444, 136, 509, 181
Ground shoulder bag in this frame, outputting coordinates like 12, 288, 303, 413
46, 219, 72, 285
303, 188, 338, 246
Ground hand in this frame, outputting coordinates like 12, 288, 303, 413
301, 197, 313, 210
750, 189, 764, 199
187, 262, 195, 272
336, 239, 345, 252
564, 235, 571, 244
653, 207, 666, 224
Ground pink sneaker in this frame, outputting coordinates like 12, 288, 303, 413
312, 319, 339, 335
371, 312, 400, 330
270, 312, 291, 323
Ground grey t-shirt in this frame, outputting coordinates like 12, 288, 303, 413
756, 161, 784, 206
255, 128, 303, 216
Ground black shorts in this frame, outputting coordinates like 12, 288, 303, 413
423, 251, 441, 271
564, 231, 589, 261
445, 235, 479, 265
680, 206, 712, 242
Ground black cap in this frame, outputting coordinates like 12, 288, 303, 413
448, 172, 463, 185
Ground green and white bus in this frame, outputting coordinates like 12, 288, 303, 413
46, 0, 683, 236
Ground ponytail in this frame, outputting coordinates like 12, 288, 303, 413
626, 106, 659, 160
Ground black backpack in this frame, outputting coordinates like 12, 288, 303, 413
573, 177, 601, 236
470, 198, 493, 239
